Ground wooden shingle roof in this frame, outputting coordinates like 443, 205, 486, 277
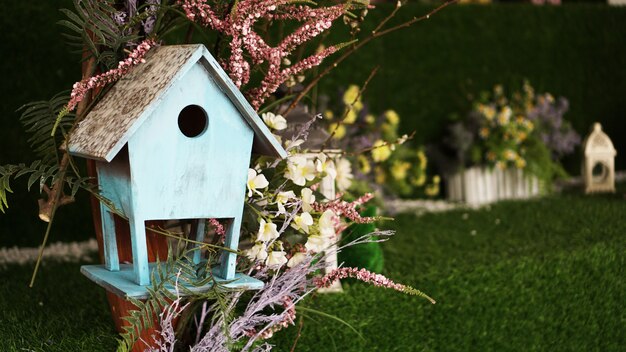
67, 44, 287, 162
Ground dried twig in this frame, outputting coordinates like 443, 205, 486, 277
284, 0, 458, 115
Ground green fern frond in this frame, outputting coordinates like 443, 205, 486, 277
18, 93, 73, 166
59, 0, 140, 67
0, 162, 64, 213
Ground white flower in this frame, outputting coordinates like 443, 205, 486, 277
261, 112, 287, 130
305, 234, 329, 253
265, 250, 288, 268
300, 188, 315, 212
245, 242, 268, 262
276, 190, 296, 214
247, 169, 269, 197
315, 153, 337, 179
287, 252, 308, 268
256, 219, 279, 242
335, 157, 353, 192
291, 212, 314, 234
318, 209, 336, 239
285, 139, 305, 150
284, 155, 316, 186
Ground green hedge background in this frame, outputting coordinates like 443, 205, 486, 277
318, 3, 626, 172
1, 2, 625, 245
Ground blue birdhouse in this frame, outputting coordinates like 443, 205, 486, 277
66, 44, 287, 298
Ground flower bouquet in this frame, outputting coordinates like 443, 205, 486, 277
445, 81, 580, 205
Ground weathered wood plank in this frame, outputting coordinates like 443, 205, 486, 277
81, 264, 264, 299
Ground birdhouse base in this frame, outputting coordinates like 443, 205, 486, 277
81, 264, 264, 299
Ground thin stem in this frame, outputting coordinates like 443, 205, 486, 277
284, 0, 458, 115
289, 316, 305, 352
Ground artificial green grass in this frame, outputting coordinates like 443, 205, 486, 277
1, 190, 625, 351
272, 190, 626, 351
0, 262, 117, 352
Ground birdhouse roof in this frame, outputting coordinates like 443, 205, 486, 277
66, 44, 287, 162
584, 123, 616, 156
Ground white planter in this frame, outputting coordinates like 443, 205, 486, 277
446, 166, 540, 207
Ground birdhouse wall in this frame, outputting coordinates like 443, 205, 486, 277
126, 62, 254, 221
96, 147, 133, 216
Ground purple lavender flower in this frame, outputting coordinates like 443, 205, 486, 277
528, 94, 580, 158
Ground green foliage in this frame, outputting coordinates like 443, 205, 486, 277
338, 206, 384, 274
319, 4, 626, 173
0, 162, 60, 213
116, 247, 231, 352
18, 92, 73, 165
59, 0, 139, 68
0, 91, 93, 214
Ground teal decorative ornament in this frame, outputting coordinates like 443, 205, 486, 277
66, 44, 286, 298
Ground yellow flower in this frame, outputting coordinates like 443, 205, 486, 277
384, 110, 400, 125
495, 161, 506, 170
480, 105, 496, 121
497, 106, 512, 125
494, 84, 504, 96
433, 175, 441, 184
343, 85, 360, 105
371, 140, 392, 162
365, 114, 376, 124
417, 150, 428, 169
486, 151, 497, 161
412, 173, 426, 186
517, 131, 527, 142
515, 157, 527, 169
524, 120, 534, 131
343, 108, 357, 124
358, 155, 371, 174
425, 182, 439, 196
504, 149, 517, 161
391, 161, 411, 180
323, 109, 334, 120
374, 166, 386, 184
479, 127, 490, 138
353, 99, 363, 112
329, 123, 346, 139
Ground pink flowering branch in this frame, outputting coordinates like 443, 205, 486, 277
67, 39, 157, 113
314, 267, 436, 304
180, 0, 350, 109
51, 39, 157, 138
312, 193, 378, 224
283, 0, 459, 115
208, 218, 226, 243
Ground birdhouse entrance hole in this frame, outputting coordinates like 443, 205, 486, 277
178, 105, 208, 138
591, 162, 609, 183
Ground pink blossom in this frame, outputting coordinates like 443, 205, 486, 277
314, 267, 436, 304
180, 0, 347, 109
312, 193, 377, 225
66, 39, 157, 112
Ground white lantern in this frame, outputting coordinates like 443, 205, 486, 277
582, 123, 617, 194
